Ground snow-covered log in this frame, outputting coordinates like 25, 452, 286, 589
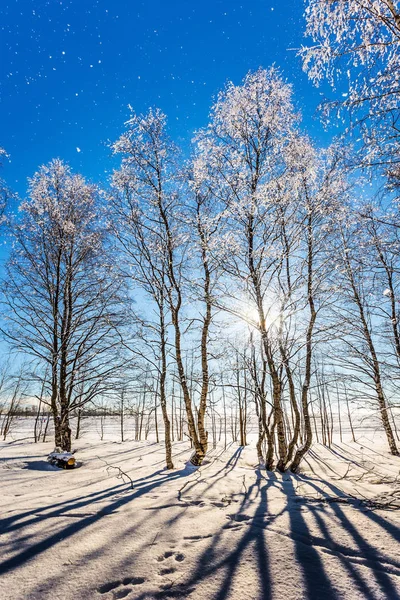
47, 450, 76, 469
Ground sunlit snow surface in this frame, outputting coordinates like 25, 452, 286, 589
0, 420, 399, 600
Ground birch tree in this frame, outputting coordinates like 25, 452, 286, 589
2, 160, 124, 451
330, 209, 399, 455
110, 162, 174, 469
286, 139, 347, 471
112, 109, 212, 465
195, 68, 298, 470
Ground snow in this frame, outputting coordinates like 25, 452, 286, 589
0, 422, 399, 600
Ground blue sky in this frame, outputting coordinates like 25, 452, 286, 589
0, 0, 334, 196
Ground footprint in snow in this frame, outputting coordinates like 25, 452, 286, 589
159, 566, 177, 576
156, 550, 185, 563
154, 552, 194, 597
227, 513, 252, 522
157, 551, 174, 561
114, 589, 131, 599
97, 577, 146, 595
221, 513, 252, 530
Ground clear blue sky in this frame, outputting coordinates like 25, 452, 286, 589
0, 0, 333, 196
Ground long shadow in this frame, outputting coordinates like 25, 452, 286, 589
1, 481, 126, 533
308, 449, 343, 478
303, 477, 400, 599
139, 474, 276, 600
306, 500, 387, 599
6, 443, 399, 600
138, 470, 341, 600
281, 477, 339, 600
308, 477, 400, 550
0, 465, 182, 535
326, 445, 371, 470
159, 461, 336, 599
292, 473, 400, 552
162, 445, 242, 529
216, 445, 243, 472
187, 445, 242, 496
75, 445, 247, 597
0, 468, 190, 575
0, 454, 45, 461
160, 471, 293, 600
212, 476, 272, 600
98, 442, 167, 464
0, 483, 121, 532
341, 440, 397, 463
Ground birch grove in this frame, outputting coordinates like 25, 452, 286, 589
1, 64, 399, 467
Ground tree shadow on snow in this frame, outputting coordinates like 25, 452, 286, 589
0, 466, 191, 576
2, 443, 400, 600
297, 476, 400, 599
131, 462, 400, 600
133, 468, 279, 600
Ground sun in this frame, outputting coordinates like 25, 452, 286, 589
237, 293, 282, 333
243, 304, 280, 329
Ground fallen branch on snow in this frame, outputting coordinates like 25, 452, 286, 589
97, 456, 134, 489
178, 469, 201, 502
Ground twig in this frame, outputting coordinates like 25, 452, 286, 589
178, 469, 201, 502
242, 474, 248, 497
97, 456, 134, 489
338, 463, 352, 480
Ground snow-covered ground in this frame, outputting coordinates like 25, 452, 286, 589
1, 423, 399, 599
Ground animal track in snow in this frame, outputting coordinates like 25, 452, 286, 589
97, 576, 146, 595
221, 514, 251, 530
184, 499, 205, 507
227, 513, 252, 522
157, 551, 174, 561
114, 589, 131, 599
98, 582, 121, 594
175, 553, 185, 562
159, 566, 177, 576
156, 550, 186, 563
181, 496, 230, 509
122, 577, 146, 586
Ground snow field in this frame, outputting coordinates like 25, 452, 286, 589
0, 426, 399, 599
